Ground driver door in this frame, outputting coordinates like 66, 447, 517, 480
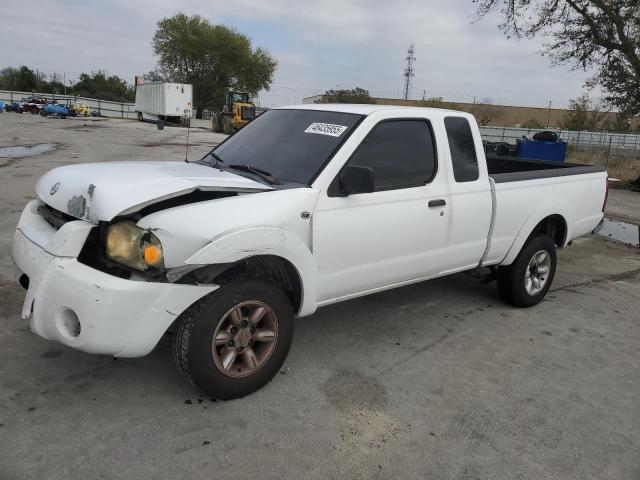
312, 119, 452, 304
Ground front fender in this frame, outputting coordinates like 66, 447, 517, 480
185, 227, 318, 316
500, 198, 573, 266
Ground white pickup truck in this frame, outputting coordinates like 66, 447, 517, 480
12, 104, 608, 399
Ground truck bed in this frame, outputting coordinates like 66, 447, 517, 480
487, 156, 606, 183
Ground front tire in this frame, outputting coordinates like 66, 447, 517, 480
496, 235, 557, 307
173, 278, 294, 399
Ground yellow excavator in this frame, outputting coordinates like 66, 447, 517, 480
212, 91, 256, 134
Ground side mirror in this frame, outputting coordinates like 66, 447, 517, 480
340, 165, 375, 195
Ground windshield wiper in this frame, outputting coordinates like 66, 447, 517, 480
210, 152, 224, 170
228, 164, 281, 185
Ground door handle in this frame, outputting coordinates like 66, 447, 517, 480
428, 199, 446, 208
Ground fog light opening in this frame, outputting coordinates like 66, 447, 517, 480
57, 309, 81, 338
19, 274, 30, 290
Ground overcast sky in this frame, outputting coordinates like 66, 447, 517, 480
0, 0, 600, 109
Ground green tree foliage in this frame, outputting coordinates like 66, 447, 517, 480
0, 66, 134, 101
0, 66, 38, 91
316, 87, 372, 104
72, 71, 134, 102
562, 95, 591, 130
152, 13, 276, 116
474, 0, 640, 116
143, 69, 166, 82
562, 94, 609, 130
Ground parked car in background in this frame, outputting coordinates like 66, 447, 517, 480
22, 97, 48, 114
0, 101, 4, 112
71, 103, 91, 117
5, 101, 24, 113
11, 104, 608, 399
40, 103, 70, 118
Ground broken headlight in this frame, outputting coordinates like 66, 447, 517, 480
105, 221, 164, 271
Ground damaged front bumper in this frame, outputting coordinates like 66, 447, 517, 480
11, 200, 217, 357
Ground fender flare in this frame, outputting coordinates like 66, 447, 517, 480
185, 227, 317, 316
500, 198, 572, 265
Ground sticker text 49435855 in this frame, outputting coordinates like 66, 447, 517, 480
304, 122, 348, 137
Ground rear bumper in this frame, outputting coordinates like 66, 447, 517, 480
12, 200, 216, 357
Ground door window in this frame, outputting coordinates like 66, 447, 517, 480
444, 117, 479, 182
345, 120, 437, 192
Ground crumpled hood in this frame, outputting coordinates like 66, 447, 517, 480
36, 161, 271, 223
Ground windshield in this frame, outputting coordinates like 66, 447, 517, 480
200, 109, 363, 185
233, 93, 250, 102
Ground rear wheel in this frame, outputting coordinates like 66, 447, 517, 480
496, 235, 556, 307
173, 278, 294, 399
222, 115, 235, 135
211, 113, 223, 133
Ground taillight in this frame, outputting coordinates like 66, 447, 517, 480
602, 178, 610, 212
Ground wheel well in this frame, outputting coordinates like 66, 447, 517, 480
178, 255, 303, 313
529, 215, 567, 247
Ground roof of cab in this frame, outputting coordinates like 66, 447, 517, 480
274, 103, 464, 116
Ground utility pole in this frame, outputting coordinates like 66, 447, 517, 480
546, 100, 552, 128
403, 44, 415, 101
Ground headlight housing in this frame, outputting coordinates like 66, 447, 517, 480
105, 221, 164, 271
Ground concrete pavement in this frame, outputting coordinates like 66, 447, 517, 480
1, 114, 639, 479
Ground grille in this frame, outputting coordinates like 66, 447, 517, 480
241, 106, 256, 121
38, 204, 74, 230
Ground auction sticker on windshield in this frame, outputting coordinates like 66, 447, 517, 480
304, 123, 348, 137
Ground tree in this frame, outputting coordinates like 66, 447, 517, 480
474, 1, 640, 116
0, 66, 37, 92
522, 118, 545, 129
562, 94, 609, 130
610, 112, 633, 133
471, 98, 504, 126
71, 71, 134, 102
152, 13, 276, 117
562, 95, 591, 130
417, 96, 451, 108
144, 69, 166, 82
316, 87, 372, 104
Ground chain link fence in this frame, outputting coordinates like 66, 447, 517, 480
479, 126, 640, 159
0, 89, 137, 119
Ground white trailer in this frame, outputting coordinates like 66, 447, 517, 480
134, 82, 192, 126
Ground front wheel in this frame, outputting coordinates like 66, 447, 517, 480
496, 235, 557, 307
173, 278, 294, 399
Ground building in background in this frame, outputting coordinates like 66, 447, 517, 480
303, 95, 639, 130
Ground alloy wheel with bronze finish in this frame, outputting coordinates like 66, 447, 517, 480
173, 278, 294, 399
212, 301, 278, 378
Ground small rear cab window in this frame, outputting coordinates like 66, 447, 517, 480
445, 117, 479, 182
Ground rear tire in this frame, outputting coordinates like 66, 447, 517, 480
173, 278, 294, 399
222, 115, 235, 135
212, 113, 223, 133
496, 235, 557, 307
